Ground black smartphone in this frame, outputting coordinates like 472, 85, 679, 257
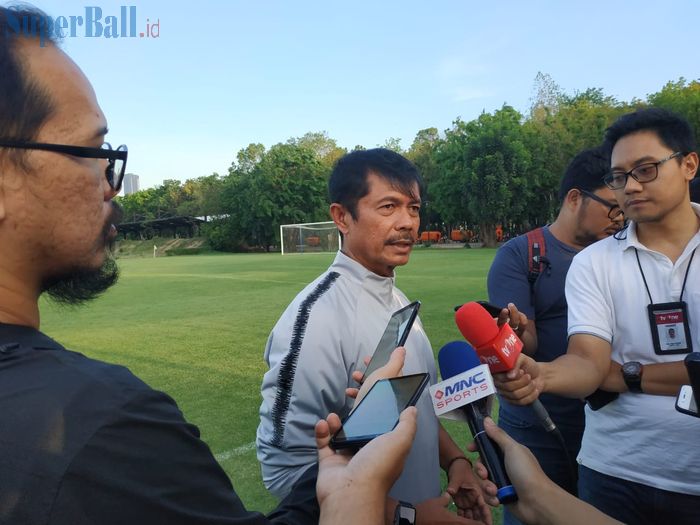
330, 373, 430, 450
477, 301, 505, 317
363, 301, 421, 380
453, 301, 504, 317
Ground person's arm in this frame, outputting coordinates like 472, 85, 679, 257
600, 360, 688, 396
494, 334, 612, 405
482, 417, 623, 525
315, 408, 418, 525
486, 241, 538, 356
53, 388, 308, 525
438, 424, 493, 524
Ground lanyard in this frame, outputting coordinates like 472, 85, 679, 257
634, 247, 697, 304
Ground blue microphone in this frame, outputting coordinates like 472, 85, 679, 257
438, 341, 517, 504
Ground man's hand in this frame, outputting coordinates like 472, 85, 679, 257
315, 408, 417, 524
445, 459, 493, 524
496, 302, 537, 356
415, 493, 486, 525
495, 302, 527, 338
492, 354, 543, 406
346, 347, 406, 403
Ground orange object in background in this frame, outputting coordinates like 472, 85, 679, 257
495, 224, 503, 242
419, 231, 441, 243
450, 230, 465, 242
307, 236, 321, 246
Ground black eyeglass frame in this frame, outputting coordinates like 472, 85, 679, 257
578, 188, 624, 220
0, 140, 128, 192
602, 151, 684, 190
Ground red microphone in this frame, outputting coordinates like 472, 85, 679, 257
455, 302, 556, 434
455, 302, 522, 373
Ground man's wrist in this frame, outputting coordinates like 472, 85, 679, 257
445, 455, 471, 472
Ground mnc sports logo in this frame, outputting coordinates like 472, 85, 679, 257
429, 364, 496, 419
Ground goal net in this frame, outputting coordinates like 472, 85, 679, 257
280, 221, 341, 255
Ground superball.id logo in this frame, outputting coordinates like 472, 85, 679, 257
3, 6, 160, 46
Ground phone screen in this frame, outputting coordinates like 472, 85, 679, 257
332, 373, 429, 449
363, 301, 421, 379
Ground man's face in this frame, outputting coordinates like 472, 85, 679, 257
333, 172, 420, 277
574, 186, 624, 246
610, 130, 696, 224
1, 42, 120, 302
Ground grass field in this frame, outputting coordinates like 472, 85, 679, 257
40, 247, 500, 518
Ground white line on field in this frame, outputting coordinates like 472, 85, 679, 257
214, 441, 256, 462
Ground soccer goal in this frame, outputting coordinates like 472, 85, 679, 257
280, 221, 341, 255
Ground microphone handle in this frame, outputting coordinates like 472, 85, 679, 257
464, 403, 518, 504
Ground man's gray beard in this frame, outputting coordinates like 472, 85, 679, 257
42, 256, 119, 306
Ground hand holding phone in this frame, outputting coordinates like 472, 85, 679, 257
331, 373, 429, 450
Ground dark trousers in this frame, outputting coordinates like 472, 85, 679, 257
578, 464, 700, 525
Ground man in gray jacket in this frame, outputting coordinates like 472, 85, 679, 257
257, 149, 491, 525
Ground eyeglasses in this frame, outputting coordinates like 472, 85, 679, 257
0, 140, 128, 192
603, 152, 683, 190
579, 188, 624, 220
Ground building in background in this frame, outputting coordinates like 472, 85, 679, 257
123, 173, 140, 195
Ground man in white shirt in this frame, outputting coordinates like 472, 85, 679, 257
495, 108, 700, 524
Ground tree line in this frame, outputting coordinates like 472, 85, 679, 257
115, 75, 700, 250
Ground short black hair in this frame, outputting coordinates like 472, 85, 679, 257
0, 5, 58, 166
604, 107, 697, 155
557, 146, 610, 202
328, 148, 424, 219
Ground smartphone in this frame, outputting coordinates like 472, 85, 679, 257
363, 301, 421, 380
477, 301, 505, 317
676, 385, 699, 418
330, 373, 430, 450
453, 301, 504, 317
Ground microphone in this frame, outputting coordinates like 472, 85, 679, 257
455, 302, 556, 433
431, 341, 517, 504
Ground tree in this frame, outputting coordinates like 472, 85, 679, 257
232, 143, 266, 174
647, 78, 700, 142
288, 131, 346, 170
218, 143, 329, 251
380, 137, 403, 153
406, 127, 443, 230
431, 107, 531, 246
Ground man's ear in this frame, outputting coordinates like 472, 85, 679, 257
682, 152, 699, 182
329, 203, 351, 235
565, 187, 587, 210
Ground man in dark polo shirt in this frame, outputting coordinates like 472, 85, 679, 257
486, 147, 624, 525
0, 5, 417, 524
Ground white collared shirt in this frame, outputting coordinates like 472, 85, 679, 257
566, 203, 700, 494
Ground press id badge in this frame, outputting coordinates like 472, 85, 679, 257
647, 301, 693, 355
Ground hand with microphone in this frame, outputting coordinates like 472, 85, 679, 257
455, 302, 553, 430
432, 340, 517, 504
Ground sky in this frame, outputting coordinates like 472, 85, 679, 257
24, 0, 700, 190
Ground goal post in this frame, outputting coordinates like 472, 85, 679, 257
280, 221, 341, 255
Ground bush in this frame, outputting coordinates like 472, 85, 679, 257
165, 248, 207, 256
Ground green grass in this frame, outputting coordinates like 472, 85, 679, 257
40, 248, 500, 519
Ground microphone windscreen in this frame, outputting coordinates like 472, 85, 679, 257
455, 302, 499, 347
438, 340, 481, 380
